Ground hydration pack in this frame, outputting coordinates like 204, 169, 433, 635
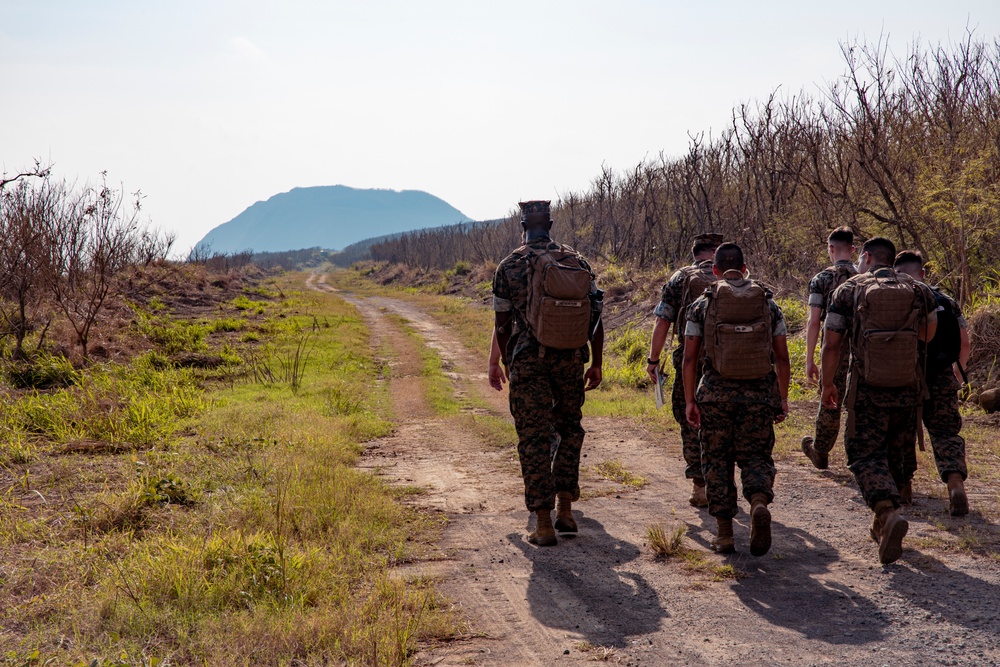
703, 280, 773, 380
519, 244, 593, 350
851, 271, 924, 388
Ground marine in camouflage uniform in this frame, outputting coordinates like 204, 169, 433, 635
822, 238, 937, 564
493, 200, 604, 546
802, 259, 856, 463
894, 251, 970, 516
646, 233, 723, 507
682, 243, 790, 557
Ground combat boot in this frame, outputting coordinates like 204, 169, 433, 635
554, 492, 578, 533
801, 436, 828, 470
689, 479, 708, 508
527, 510, 557, 546
874, 500, 908, 565
947, 473, 969, 517
712, 517, 735, 554
869, 513, 882, 543
899, 480, 913, 505
749, 493, 772, 557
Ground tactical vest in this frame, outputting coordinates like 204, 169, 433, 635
703, 279, 773, 380
517, 244, 593, 350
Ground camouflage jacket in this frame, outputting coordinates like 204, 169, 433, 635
684, 279, 787, 406
653, 259, 715, 348
492, 236, 597, 363
825, 266, 937, 407
807, 259, 857, 320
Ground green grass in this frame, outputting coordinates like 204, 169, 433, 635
594, 459, 647, 489
386, 314, 461, 415
0, 275, 457, 665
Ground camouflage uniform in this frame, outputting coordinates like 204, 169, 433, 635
901, 289, 968, 484
685, 283, 786, 519
493, 236, 597, 512
807, 260, 856, 455
653, 259, 714, 481
825, 267, 937, 509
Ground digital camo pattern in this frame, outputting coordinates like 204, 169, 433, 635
685, 283, 786, 407
493, 236, 595, 364
807, 260, 858, 316
653, 259, 716, 336
812, 349, 850, 455
508, 348, 586, 511
902, 368, 967, 483
698, 401, 777, 519
845, 384, 916, 509
825, 266, 937, 408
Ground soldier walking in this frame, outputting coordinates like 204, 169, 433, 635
492, 200, 604, 547
682, 243, 790, 556
893, 250, 970, 515
821, 237, 937, 564
646, 233, 723, 507
802, 227, 857, 469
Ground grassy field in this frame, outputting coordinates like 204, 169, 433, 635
0, 275, 455, 666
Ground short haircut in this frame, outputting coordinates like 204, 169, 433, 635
862, 237, 897, 266
714, 242, 745, 272
692, 240, 720, 256
893, 249, 924, 268
828, 226, 854, 246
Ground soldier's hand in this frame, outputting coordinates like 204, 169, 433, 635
584, 365, 603, 391
821, 384, 839, 410
646, 362, 659, 383
488, 362, 507, 391
806, 360, 820, 386
685, 401, 701, 429
775, 399, 788, 423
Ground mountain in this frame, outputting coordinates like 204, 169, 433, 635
193, 185, 472, 255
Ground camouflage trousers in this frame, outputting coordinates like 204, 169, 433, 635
698, 401, 777, 519
509, 350, 586, 511
902, 370, 967, 483
812, 351, 850, 455
671, 346, 704, 481
845, 388, 916, 509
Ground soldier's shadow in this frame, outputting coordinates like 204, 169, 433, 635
507, 516, 667, 648
688, 520, 890, 645
889, 550, 1000, 634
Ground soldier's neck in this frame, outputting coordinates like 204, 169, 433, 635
525, 230, 551, 243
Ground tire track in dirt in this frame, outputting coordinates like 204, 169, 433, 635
310, 274, 1000, 667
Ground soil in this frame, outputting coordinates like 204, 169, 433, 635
310, 273, 1000, 667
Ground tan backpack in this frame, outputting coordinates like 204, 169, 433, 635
850, 271, 924, 388
823, 263, 858, 316
703, 280, 773, 380
673, 262, 718, 339
519, 245, 593, 349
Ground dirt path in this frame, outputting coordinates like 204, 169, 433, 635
310, 275, 1000, 667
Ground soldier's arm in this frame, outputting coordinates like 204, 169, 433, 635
646, 316, 671, 381
772, 334, 791, 422
919, 286, 938, 343
682, 335, 702, 429
805, 306, 823, 384
959, 325, 971, 371
494, 311, 513, 366
820, 330, 843, 409
585, 319, 604, 391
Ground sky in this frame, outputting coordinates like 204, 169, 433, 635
3, 1, 1000, 254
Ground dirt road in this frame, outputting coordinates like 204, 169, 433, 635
311, 275, 1000, 667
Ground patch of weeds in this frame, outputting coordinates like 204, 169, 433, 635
594, 459, 647, 489
210, 317, 249, 333
140, 474, 194, 506
680, 550, 745, 580
456, 413, 516, 450
647, 523, 686, 558
232, 295, 267, 314
5, 352, 80, 389
604, 323, 652, 390
135, 313, 208, 354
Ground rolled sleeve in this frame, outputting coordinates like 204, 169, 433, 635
653, 301, 676, 322
958, 314, 967, 329
825, 312, 848, 333
493, 295, 512, 313
807, 293, 825, 308
773, 319, 788, 337
684, 320, 703, 338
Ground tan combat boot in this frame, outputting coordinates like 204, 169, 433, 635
527, 510, 557, 546
874, 500, 908, 565
801, 436, 829, 470
554, 492, 578, 533
712, 517, 735, 554
947, 473, 969, 517
689, 479, 708, 508
899, 480, 913, 505
869, 513, 882, 543
749, 493, 772, 557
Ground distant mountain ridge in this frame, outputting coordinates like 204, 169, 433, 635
193, 185, 472, 255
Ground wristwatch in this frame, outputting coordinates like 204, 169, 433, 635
647, 357, 660, 365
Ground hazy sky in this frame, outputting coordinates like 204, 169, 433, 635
3, 1, 999, 254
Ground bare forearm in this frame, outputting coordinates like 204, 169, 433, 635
648, 317, 671, 362
591, 319, 604, 367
